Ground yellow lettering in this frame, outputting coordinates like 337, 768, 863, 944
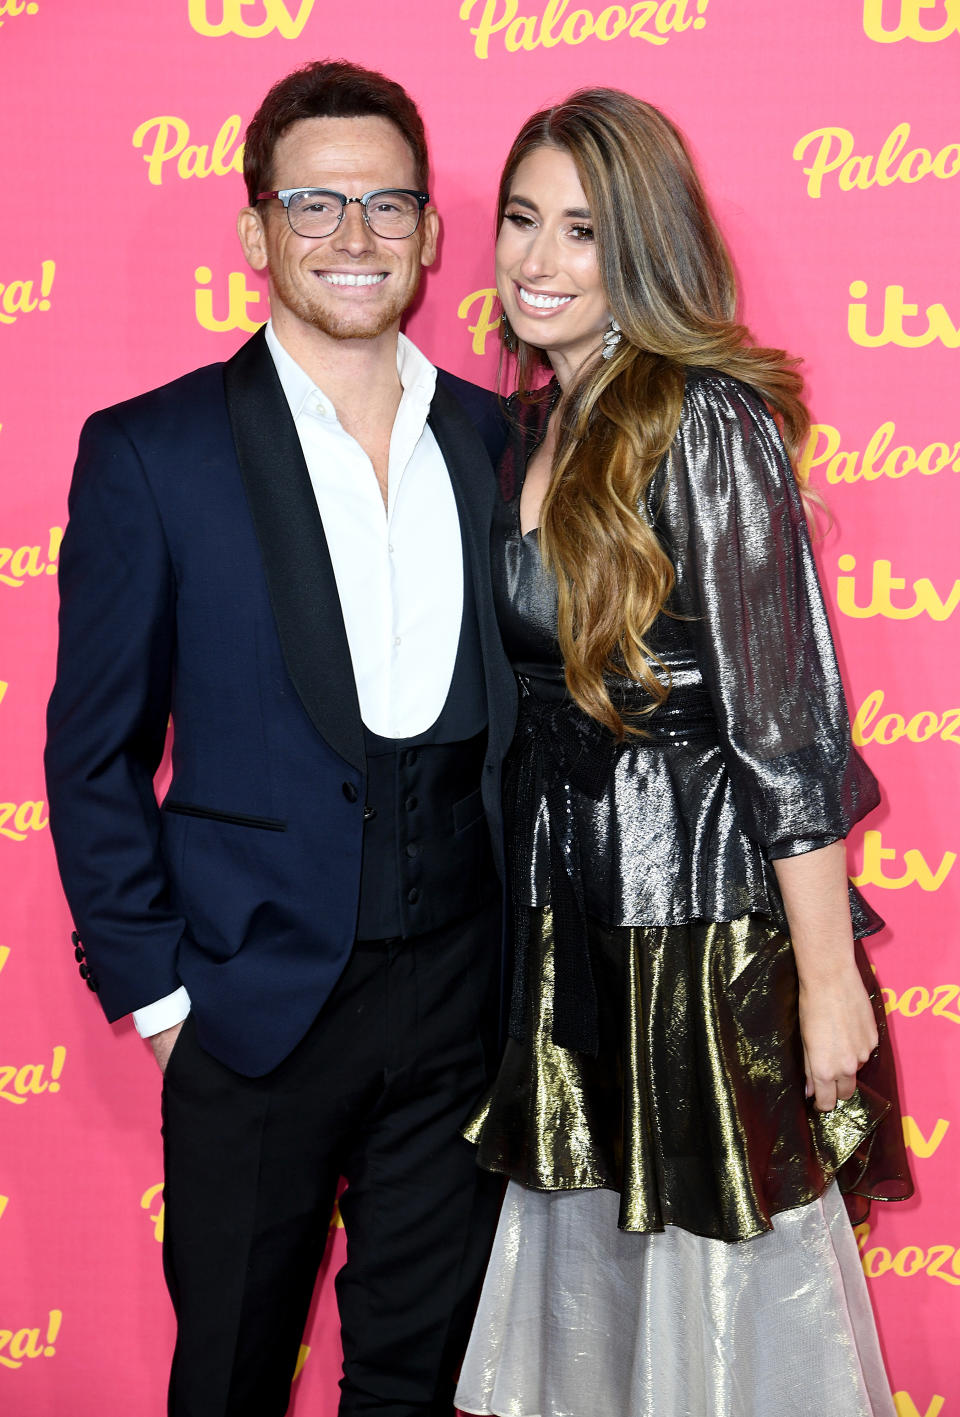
851, 689, 884, 745
457, 287, 500, 356
863, 0, 960, 42
293, 1344, 310, 1381
506, 11, 539, 47
595, 3, 629, 37
835, 554, 960, 621
562, 6, 594, 40
9, 545, 42, 580
194, 267, 265, 333
849, 280, 960, 348
132, 117, 189, 186
178, 144, 214, 181
902, 1116, 950, 1158
461, 0, 518, 58
893, 1394, 946, 1417
0, 946, 9, 975
187, 0, 316, 39
851, 830, 956, 891
140, 1182, 165, 1242
793, 128, 855, 199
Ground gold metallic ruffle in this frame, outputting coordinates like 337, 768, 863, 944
466, 909, 910, 1241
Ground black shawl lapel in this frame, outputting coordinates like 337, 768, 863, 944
223, 328, 365, 774
429, 379, 516, 760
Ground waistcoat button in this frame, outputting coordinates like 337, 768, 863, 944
342, 782, 358, 803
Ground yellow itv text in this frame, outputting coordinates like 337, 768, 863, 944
188, 0, 315, 38
848, 282, 960, 348
195, 267, 265, 333
863, 0, 960, 42
851, 831, 955, 892
894, 1397, 945, 1417
835, 556, 960, 621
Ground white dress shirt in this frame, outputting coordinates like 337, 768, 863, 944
134, 323, 465, 1038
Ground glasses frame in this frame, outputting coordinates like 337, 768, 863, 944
256, 187, 431, 240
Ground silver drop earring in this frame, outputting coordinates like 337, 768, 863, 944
601, 318, 622, 360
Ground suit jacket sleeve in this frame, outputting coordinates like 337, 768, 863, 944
45, 407, 186, 1020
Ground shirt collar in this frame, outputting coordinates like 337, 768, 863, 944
264, 320, 437, 424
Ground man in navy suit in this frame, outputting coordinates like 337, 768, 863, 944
45, 60, 514, 1417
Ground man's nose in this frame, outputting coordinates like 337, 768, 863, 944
333, 199, 376, 254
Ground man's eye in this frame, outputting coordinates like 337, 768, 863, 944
372, 200, 402, 214
298, 195, 339, 215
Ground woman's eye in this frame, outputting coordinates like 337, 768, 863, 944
504, 211, 535, 229
569, 224, 595, 242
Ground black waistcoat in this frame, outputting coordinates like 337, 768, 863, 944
356, 532, 497, 939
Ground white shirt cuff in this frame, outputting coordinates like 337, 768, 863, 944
132, 986, 191, 1038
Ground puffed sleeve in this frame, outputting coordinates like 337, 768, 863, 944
652, 371, 879, 859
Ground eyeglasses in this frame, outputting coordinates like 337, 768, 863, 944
257, 187, 430, 240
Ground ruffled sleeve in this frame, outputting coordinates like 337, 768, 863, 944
652, 371, 880, 860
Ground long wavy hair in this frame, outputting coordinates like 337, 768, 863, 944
497, 89, 810, 737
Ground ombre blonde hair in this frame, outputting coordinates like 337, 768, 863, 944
497, 89, 810, 738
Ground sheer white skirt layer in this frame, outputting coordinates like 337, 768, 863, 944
455, 1181, 894, 1417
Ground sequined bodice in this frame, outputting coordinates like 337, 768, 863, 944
492, 373, 882, 943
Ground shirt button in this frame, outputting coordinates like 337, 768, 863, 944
388, 543, 395, 554
394, 636, 402, 647
342, 782, 358, 803
404, 795, 418, 812
407, 887, 420, 904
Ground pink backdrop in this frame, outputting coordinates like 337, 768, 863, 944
1, 3, 958, 1414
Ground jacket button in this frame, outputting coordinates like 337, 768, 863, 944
406, 842, 420, 858
75, 945, 85, 963
403, 748, 419, 768
363, 806, 377, 822
86, 975, 99, 993
404, 795, 417, 812
342, 782, 358, 803
407, 887, 420, 904
79, 963, 90, 980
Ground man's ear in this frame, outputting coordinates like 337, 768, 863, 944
238, 207, 269, 272
419, 205, 439, 270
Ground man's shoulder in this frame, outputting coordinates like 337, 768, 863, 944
88, 358, 229, 440
434, 368, 506, 466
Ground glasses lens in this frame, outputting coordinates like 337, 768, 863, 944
364, 191, 422, 238
286, 191, 345, 238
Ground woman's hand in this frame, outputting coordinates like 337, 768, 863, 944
797, 969, 878, 1112
772, 839, 878, 1111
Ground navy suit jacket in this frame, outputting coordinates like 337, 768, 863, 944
45, 328, 516, 1077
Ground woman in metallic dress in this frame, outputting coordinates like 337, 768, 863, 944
455, 89, 912, 1417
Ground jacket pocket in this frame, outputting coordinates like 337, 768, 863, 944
162, 800, 286, 832
453, 787, 485, 834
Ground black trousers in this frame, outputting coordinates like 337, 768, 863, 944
160, 899, 503, 1417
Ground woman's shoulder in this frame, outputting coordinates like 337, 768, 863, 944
679, 367, 774, 428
